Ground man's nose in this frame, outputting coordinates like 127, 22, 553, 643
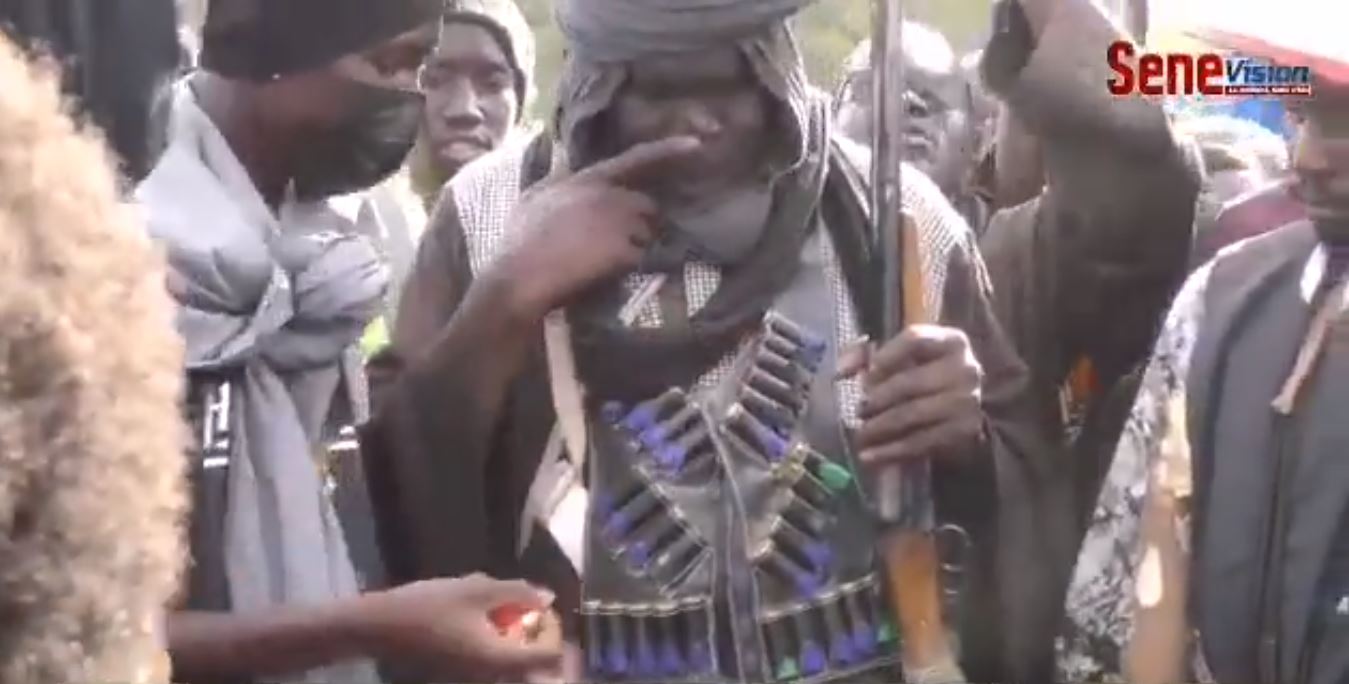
671, 100, 723, 138
905, 90, 931, 119
436, 79, 484, 126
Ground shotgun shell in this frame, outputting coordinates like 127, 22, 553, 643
634, 612, 658, 677
802, 448, 855, 494
822, 601, 856, 667
620, 389, 685, 433
741, 386, 799, 432
747, 368, 801, 412
654, 424, 713, 475
601, 489, 661, 545
605, 614, 630, 675
727, 404, 790, 462
658, 613, 686, 677
757, 541, 825, 599
585, 611, 606, 677
767, 315, 828, 368
847, 590, 877, 657
772, 518, 833, 572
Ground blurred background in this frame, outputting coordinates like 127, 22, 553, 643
175, 0, 1152, 120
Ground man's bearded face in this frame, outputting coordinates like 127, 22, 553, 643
608, 46, 775, 208
836, 35, 975, 194
1290, 86, 1349, 241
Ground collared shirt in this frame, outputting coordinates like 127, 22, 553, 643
1056, 237, 1347, 682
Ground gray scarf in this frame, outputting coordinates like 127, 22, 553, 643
139, 87, 385, 684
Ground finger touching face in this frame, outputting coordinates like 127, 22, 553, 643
609, 46, 773, 205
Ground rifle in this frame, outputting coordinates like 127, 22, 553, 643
869, 2, 964, 682
1125, 396, 1193, 684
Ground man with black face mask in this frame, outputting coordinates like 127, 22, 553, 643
136, 1, 564, 682
835, 24, 986, 233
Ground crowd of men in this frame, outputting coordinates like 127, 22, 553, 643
0, 0, 1345, 682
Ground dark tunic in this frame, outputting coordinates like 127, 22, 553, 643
974, 0, 1201, 678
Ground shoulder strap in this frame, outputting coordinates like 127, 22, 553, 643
820, 139, 886, 341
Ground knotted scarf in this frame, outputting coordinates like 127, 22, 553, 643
137, 85, 386, 684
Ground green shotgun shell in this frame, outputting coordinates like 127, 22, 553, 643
876, 619, 897, 644
818, 462, 853, 493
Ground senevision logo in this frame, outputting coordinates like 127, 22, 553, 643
1107, 41, 1313, 97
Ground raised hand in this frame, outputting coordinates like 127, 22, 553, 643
492, 136, 702, 321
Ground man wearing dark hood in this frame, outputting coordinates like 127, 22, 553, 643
355, 0, 537, 350
835, 25, 987, 234
136, 0, 563, 681
1061, 34, 1349, 684
362, 0, 1044, 682
409, 0, 535, 202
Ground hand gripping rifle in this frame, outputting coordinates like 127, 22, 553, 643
869, 2, 965, 682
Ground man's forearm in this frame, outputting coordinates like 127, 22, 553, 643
402, 269, 542, 424
362, 269, 545, 584
168, 600, 377, 681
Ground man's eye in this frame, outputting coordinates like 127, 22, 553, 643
479, 72, 513, 92
417, 68, 448, 90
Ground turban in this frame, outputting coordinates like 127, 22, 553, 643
555, 0, 813, 64
552, 0, 817, 173
201, 0, 438, 80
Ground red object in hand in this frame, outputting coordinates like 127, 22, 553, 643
490, 605, 543, 639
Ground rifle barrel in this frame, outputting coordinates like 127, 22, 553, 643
870, 1, 964, 680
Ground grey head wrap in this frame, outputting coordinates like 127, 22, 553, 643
549, 0, 838, 401
553, 0, 815, 173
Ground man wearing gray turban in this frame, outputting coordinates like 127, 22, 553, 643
364, 1, 1044, 682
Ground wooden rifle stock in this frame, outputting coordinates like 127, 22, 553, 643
869, 3, 963, 679
1125, 396, 1193, 684
876, 218, 964, 684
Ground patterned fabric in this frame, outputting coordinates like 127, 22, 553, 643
1057, 239, 1347, 682
1056, 257, 1211, 682
448, 136, 964, 429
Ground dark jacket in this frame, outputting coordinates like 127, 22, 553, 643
976, 0, 1200, 679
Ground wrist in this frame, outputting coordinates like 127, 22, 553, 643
477, 260, 551, 328
329, 593, 396, 662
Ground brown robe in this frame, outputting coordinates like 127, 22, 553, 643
976, 0, 1201, 679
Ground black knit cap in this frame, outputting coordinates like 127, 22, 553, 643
201, 0, 439, 80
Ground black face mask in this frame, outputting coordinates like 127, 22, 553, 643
292, 79, 424, 202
